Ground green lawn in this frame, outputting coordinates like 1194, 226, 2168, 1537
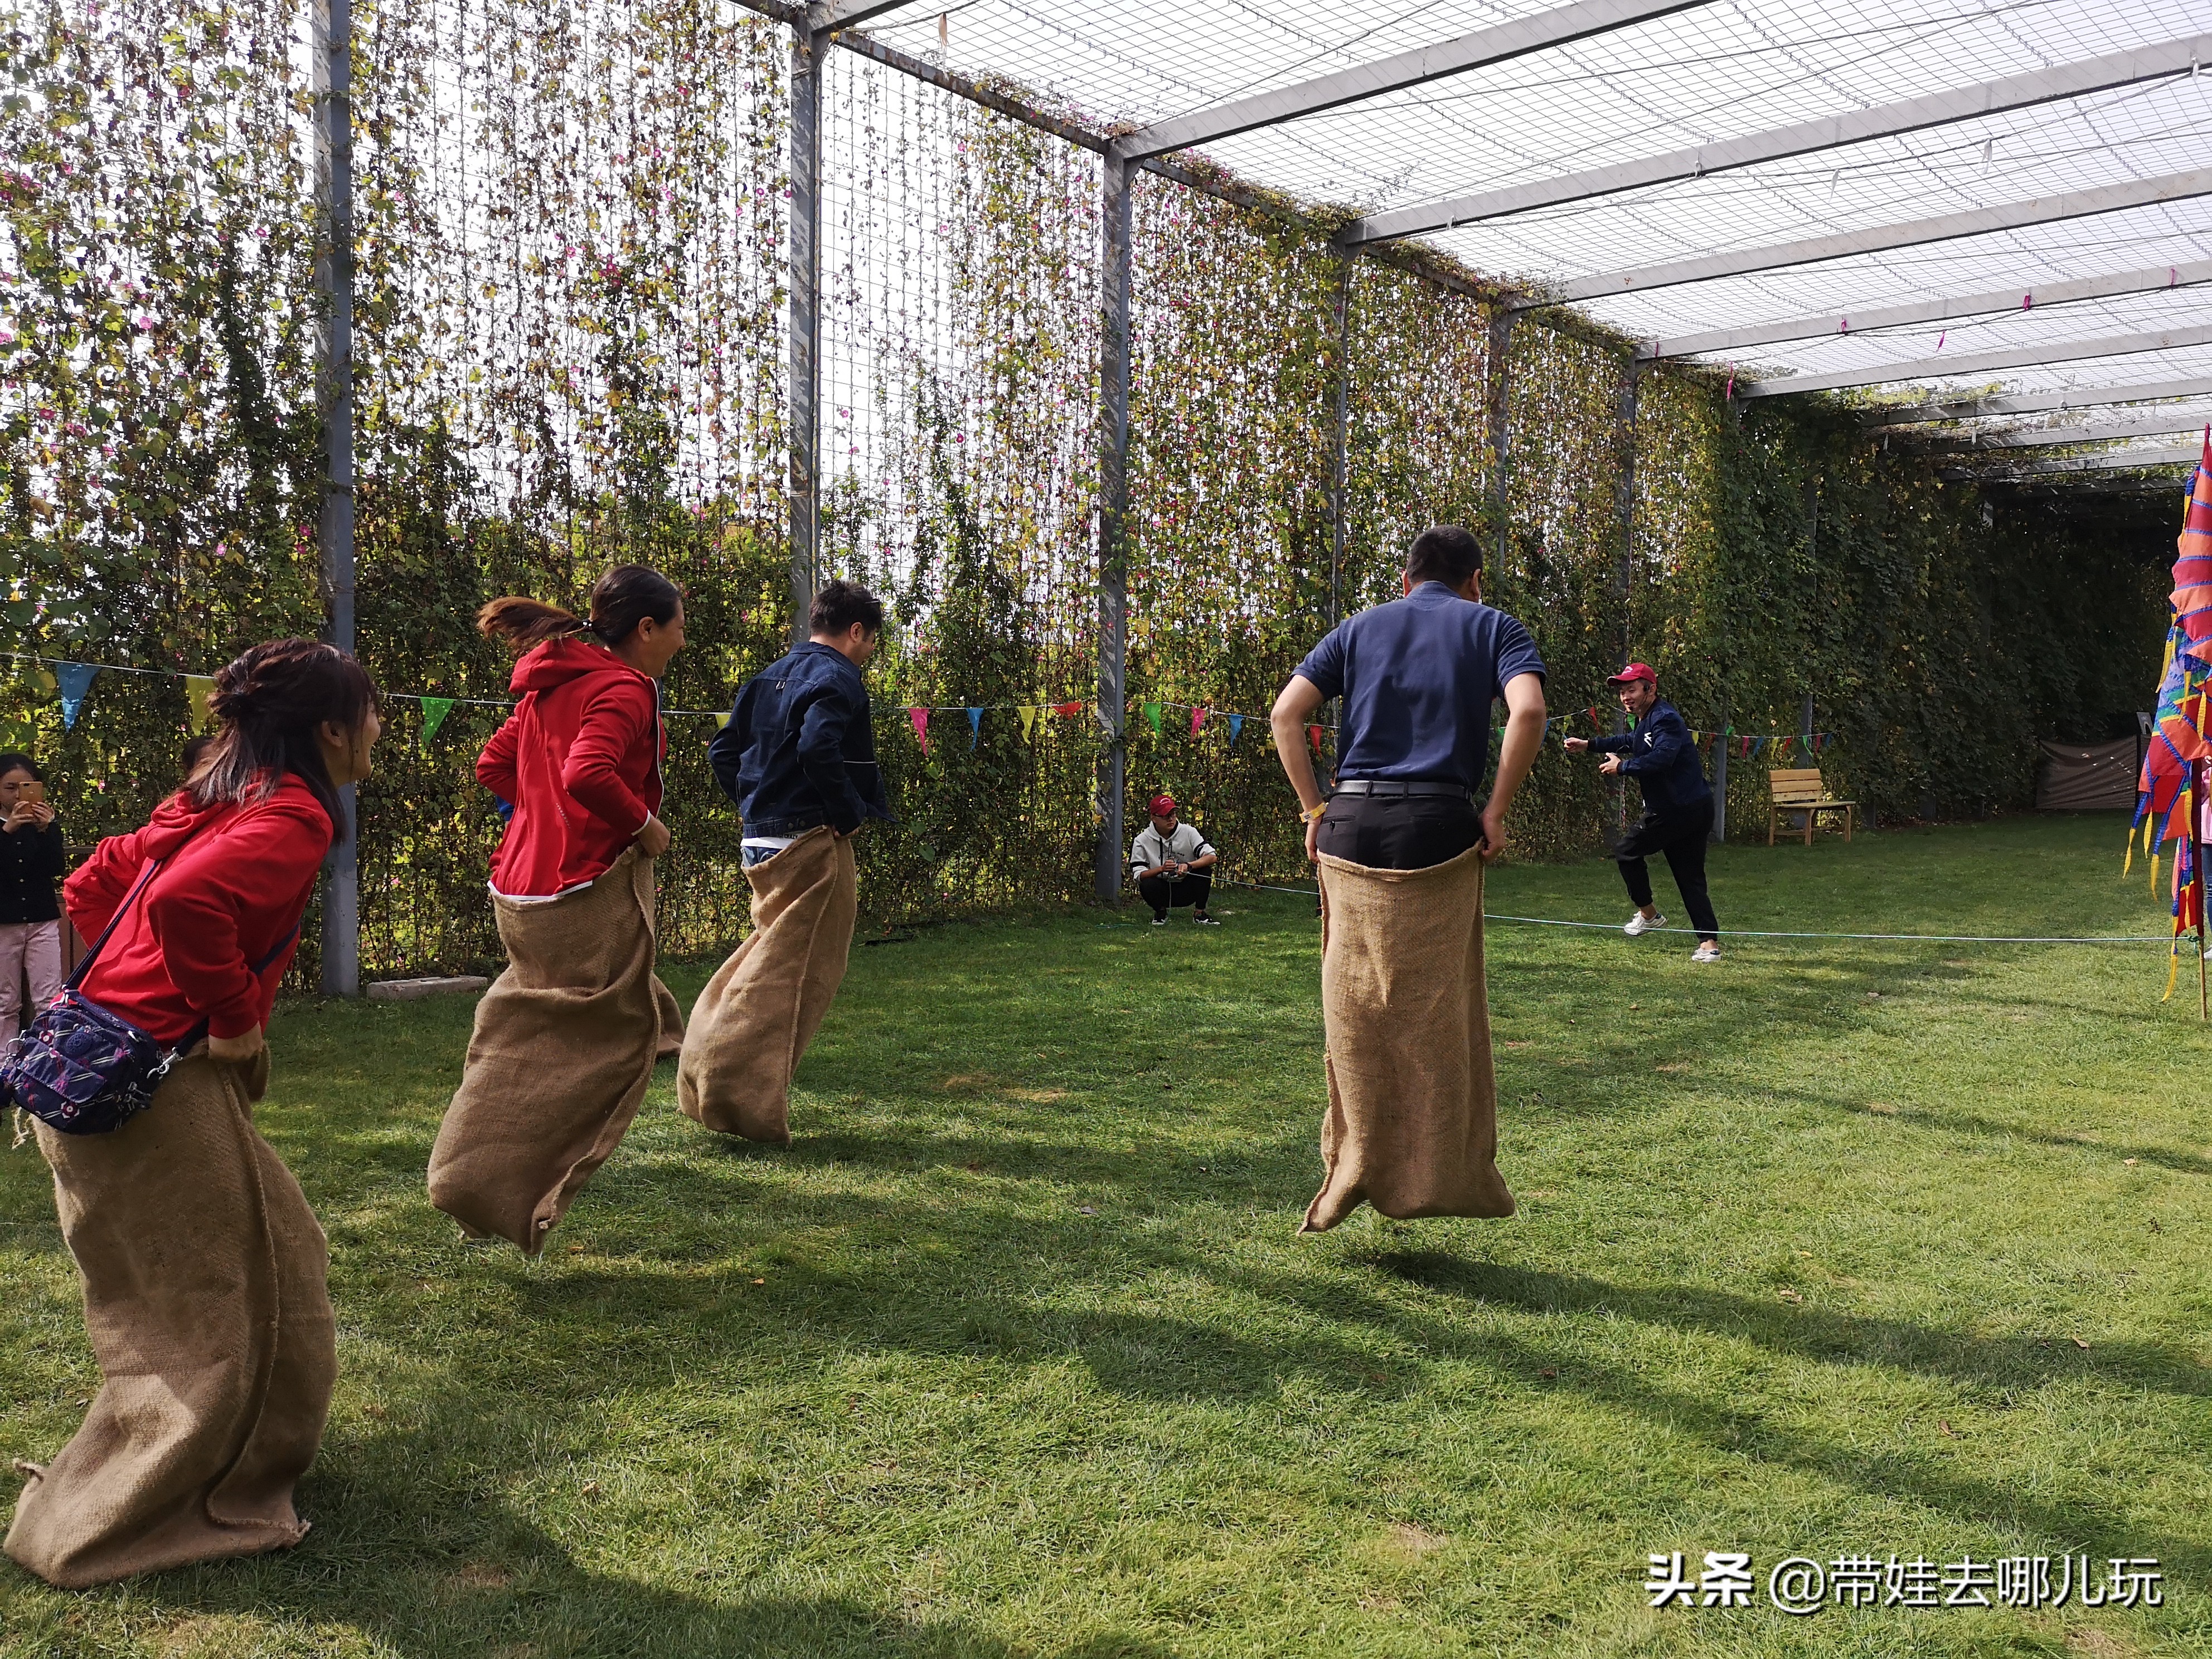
5, 813, 2211, 1658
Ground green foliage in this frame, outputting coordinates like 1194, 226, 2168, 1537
0, 0, 2171, 978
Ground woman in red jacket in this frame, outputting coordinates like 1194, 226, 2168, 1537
428, 564, 686, 1253
6, 638, 381, 1589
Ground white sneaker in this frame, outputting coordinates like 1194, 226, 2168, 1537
1691, 940, 1721, 963
1624, 910, 1666, 937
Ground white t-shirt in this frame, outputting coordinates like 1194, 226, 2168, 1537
1129, 821, 1215, 875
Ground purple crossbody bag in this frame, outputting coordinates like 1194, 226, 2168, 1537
2, 841, 302, 1136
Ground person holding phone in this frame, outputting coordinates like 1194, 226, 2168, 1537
0, 751, 67, 1049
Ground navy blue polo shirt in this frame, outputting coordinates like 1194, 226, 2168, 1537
1294, 584, 1546, 792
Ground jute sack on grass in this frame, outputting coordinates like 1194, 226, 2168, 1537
429, 846, 662, 1254
678, 825, 856, 1143
1303, 843, 1516, 1233
653, 975, 686, 1059
6, 1047, 336, 1588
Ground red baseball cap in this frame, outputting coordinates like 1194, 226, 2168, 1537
1606, 662, 1657, 687
1148, 793, 1177, 817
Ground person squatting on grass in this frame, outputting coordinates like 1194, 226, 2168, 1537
680, 579, 892, 1144
1564, 662, 1721, 963
428, 566, 689, 1255
1271, 525, 1548, 1233
1128, 793, 1219, 925
6, 641, 382, 1588
0, 751, 67, 1050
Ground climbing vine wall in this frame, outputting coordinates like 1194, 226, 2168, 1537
0, 0, 2168, 977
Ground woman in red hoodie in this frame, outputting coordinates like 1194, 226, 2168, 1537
429, 565, 686, 1253
6, 638, 381, 1589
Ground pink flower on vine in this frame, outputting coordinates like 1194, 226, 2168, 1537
134, 317, 152, 331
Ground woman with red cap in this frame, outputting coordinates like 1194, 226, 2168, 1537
7, 638, 382, 1587
428, 565, 687, 1254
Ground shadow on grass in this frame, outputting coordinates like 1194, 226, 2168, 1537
5, 1429, 1178, 1659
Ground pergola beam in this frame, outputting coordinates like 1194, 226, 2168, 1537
1642, 258, 2212, 361
811, 0, 914, 30
1975, 413, 2212, 449
1110, 0, 1708, 163
1348, 34, 2210, 247
1541, 167, 2212, 303
1942, 442, 2201, 479
1865, 373, 2212, 426
1740, 320, 2212, 397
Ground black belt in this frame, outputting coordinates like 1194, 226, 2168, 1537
1332, 779, 1473, 801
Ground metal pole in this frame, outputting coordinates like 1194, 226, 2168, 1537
1093, 151, 1132, 906
1709, 693, 1729, 845
787, 26, 824, 646
1328, 253, 1351, 633
1614, 356, 1639, 834
314, 0, 358, 998
1485, 308, 1513, 583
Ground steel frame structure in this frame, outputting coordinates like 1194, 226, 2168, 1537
290, 0, 2195, 944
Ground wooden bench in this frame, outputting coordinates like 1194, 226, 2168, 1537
1767, 767, 1856, 845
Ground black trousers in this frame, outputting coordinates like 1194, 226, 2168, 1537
1616, 798, 1719, 941
1317, 792, 1481, 871
1138, 872, 1212, 916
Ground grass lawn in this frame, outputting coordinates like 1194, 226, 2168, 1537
5, 812, 2212, 1658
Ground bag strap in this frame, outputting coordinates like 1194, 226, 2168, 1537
62, 853, 169, 993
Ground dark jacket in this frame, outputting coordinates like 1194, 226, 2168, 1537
0, 817, 65, 924
1590, 699, 1711, 816
709, 642, 892, 837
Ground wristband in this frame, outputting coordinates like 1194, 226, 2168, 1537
1301, 801, 1326, 824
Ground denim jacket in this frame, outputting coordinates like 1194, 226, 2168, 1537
1588, 699, 1711, 816
709, 642, 894, 836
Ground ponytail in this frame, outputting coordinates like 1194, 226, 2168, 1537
477, 596, 589, 648
477, 565, 682, 653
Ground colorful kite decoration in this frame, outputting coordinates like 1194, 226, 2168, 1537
2129, 429, 2212, 1007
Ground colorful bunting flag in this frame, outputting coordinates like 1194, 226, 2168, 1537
1191, 705, 1209, 736
967, 707, 982, 748
715, 712, 730, 730
1143, 700, 1162, 735
908, 706, 930, 754
420, 696, 455, 746
183, 674, 215, 733
1307, 723, 1325, 756
1226, 713, 1244, 748
1018, 706, 1039, 739
1052, 700, 1083, 719
55, 662, 98, 730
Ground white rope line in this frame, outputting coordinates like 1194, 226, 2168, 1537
1208, 878, 2169, 944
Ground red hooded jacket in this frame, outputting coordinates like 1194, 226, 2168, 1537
64, 775, 329, 1044
479, 638, 664, 898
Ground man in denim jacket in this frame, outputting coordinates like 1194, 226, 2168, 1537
710, 580, 894, 868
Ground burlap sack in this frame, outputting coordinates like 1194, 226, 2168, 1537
678, 826, 856, 1143
1303, 845, 1516, 1233
653, 975, 685, 1059
428, 847, 662, 1254
7, 1047, 336, 1588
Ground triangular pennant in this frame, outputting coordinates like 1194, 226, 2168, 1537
420, 696, 455, 745
1052, 700, 1083, 719
56, 661, 98, 730
967, 707, 982, 749
1307, 723, 1325, 755
184, 674, 215, 733
1143, 701, 1162, 735
908, 706, 930, 754
1191, 706, 1209, 737
715, 712, 731, 730
1019, 706, 1039, 739
1227, 713, 1244, 748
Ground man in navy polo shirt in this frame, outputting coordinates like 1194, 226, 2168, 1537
1270, 525, 1548, 868
1566, 662, 1721, 961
